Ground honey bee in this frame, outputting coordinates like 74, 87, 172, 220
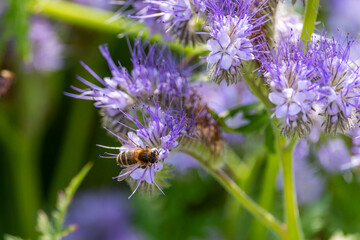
117, 146, 159, 167
98, 137, 164, 197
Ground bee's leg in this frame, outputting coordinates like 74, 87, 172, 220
128, 167, 148, 199
149, 166, 165, 196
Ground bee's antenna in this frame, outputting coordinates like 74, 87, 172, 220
99, 155, 116, 159
149, 167, 165, 196
96, 144, 121, 150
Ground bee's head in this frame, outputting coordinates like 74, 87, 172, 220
150, 149, 159, 163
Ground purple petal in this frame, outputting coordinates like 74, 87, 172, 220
269, 92, 286, 105
220, 55, 233, 70
207, 39, 221, 52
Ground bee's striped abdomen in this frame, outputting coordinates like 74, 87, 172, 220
117, 150, 137, 166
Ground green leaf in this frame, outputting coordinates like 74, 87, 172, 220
1, 0, 31, 61
264, 122, 276, 154
59, 225, 78, 238
4, 234, 25, 240
36, 210, 53, 239
300, 0, 320, 42
53, 162, 93, 232
32, 162, 93, 240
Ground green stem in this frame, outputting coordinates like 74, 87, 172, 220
241, 62, 273, 109
276, 130, 304, 240
249, 152, 280, 240
182, 144, 286, 239
31, 0, 206, 57
300, 0, 320, 42
207, 166, 286, 239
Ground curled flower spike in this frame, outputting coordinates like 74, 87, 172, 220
205, 0, 268, 85
99, 98, 197, 197
132, 0, 207, 45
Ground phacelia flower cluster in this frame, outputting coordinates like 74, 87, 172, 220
68, 42, 223, 196
100, 98, 195, 197
128, 0, 273, 85
263, 33, 360, 136
205, 0, 268, 85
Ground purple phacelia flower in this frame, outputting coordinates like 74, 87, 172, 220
318, 138, 351, 172
64, 189, 146, 240
315, 35, 360, 134
72, 0, 113, 10
99, 98, 197, 198
263, 30, 360, 136
262, 37, 319, 136
132, 0, 206, 44
205, 0, 268, 85
342, 126, 360, 170
28, 17, 64, 72
67, 42, 188, 108
68, 42, 223, 194
66, 41, 190, 134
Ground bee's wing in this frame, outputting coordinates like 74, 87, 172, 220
117, 132, 143, 148
114, 164, 141, 181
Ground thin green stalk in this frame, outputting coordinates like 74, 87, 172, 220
248, 152, 280, 240
31, 0, 206, 57
241, 62, 273, 109
181, 143, 286, 239
301, 0, 320, 42
276, 131, 304, 240
206, 165, 286, 239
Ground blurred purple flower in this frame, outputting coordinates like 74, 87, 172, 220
64, 189, 146, 240
72, 0, 113, 10
28, 17, 64, 72
328, 0, 360, 38
274, 2, 303, 41
166, 152, 201, 173
318, 139, 351, 172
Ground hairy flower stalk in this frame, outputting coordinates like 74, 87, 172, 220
205, 0, 268, 85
